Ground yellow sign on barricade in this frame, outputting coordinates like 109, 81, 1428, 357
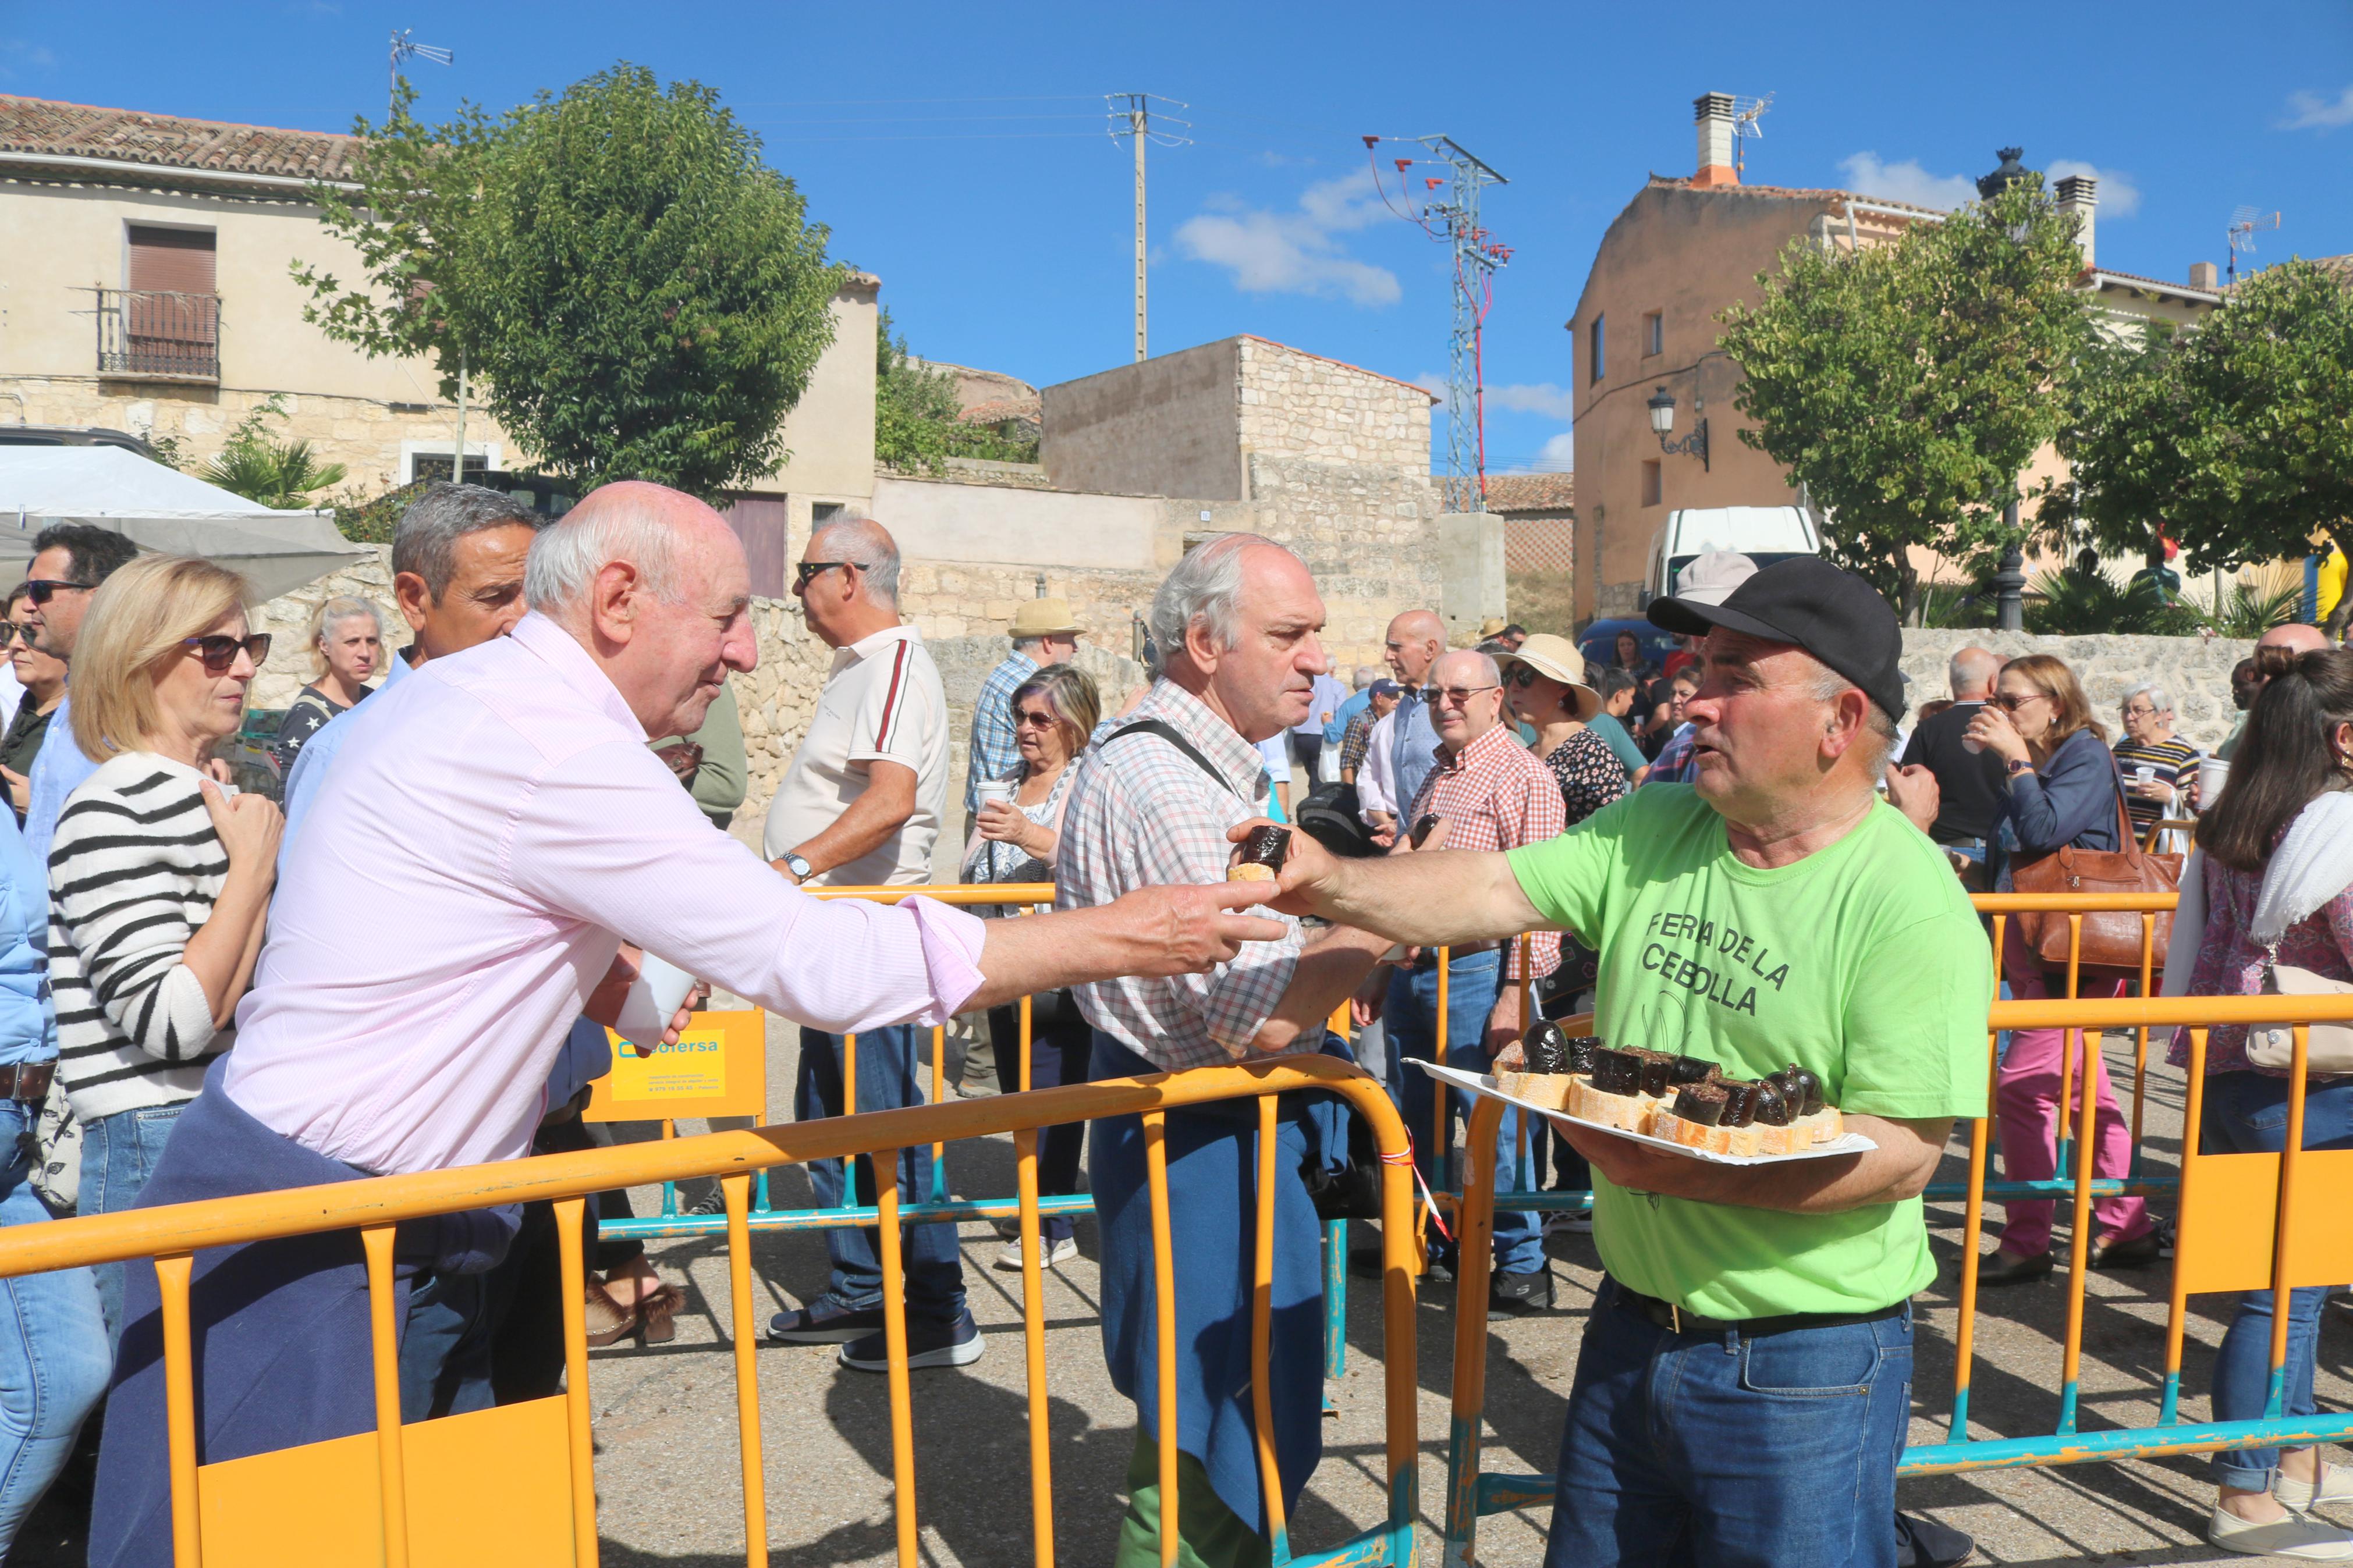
584, 1009, 766, 1123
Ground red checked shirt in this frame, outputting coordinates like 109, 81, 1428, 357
1405, 722, 1567, 980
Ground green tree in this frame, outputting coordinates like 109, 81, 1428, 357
198, 396, 347, 509
873, 308, 962, 473
2035, 319, 2195, 575
441, 66, 843, 499
2165, 258, 2353, 637
292, 78, 498, 404
1718, 178, 2092, 621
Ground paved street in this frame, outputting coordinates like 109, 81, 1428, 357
572, 1021, 2353, 1567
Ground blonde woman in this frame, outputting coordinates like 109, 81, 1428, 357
271, 596, 383, 771
47, 554, 282, 1337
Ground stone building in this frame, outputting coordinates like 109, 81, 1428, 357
1566, 92, 2226, 623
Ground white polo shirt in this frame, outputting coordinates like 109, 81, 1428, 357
762, 623, 949, 888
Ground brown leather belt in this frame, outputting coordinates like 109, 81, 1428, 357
0, 1062, 55, 1103
1413, 941, 1501, 968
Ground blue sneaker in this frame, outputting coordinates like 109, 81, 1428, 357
837, 1309, 984, 1372
766, 1297, 885, 1343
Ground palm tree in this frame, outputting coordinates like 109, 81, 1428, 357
198, 396, 347, 510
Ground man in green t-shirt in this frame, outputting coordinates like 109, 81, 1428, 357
1247, 559, 1989, 1567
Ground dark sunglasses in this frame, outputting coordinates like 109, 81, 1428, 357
1990, 691, 2045, 712
0, 625, 33, 647
22, 578, 92, 606
1504, 665, 1541, 688
183, 633, 271, 675
794, 560, 855, 589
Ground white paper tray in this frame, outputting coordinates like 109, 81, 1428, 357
1412, 1061, 1877, 1167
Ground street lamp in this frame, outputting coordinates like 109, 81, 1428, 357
1648, 386, 1709, 471
1976, 147, 2035, 631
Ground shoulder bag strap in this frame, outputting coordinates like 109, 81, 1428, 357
1104, 719, 1241, 799
2101, 749, 2149, 869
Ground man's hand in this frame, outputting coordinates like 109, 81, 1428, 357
1109, 881, 1290, 977
1232, 815, 1344, 918
1350, 968, 1387, 1029
1484, 982, 1524, 1066
653, 741, 704, 783
585, 944, 698, 1046
1883, 763, 1941, 836
1553, 1117, 1702, 1193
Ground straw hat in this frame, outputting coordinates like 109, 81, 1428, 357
1497, 633, 1603, 721
1010, 598, 1086, 639
1478, 616, 1510, 639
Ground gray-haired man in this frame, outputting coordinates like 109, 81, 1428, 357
279, 482, 544, 840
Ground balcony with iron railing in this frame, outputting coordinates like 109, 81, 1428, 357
95, 288, 219, 382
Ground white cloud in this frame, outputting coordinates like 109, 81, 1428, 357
2281, 84, 2353, 130
2046, 159, 2141, 218
1837, 152, 1977, 212
1174, 173, 1401, 307
1536, 432, 1575, 468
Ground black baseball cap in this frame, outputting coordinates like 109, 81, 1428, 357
1646, 556, 1907, 720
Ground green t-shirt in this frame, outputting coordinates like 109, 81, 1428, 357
1506, 786, 1991, 1317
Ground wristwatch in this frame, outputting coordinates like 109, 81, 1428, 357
2005, 758, 2034, 777
781, 851, 814, 882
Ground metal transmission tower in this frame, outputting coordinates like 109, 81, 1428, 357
1105, 94, 1190, 362
2227, 205, 2281, 285
1366, 135, 1510, 513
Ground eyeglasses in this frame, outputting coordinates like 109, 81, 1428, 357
1432, 684, 1500, 706
794, 560, 855, 589
22, 579, 92, 606
1991, 691, 2046, 712
1012, 710, 1058, 730
0, 625, 32, 647
182, 633, 271, 675
1504, 665, 1542, 689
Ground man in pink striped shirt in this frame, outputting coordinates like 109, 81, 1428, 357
91, 483, 1282, 1565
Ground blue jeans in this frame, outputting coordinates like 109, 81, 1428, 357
1387, 950, 1545, 1276
0, 1097, 109, 1555
1545, 1279, 1912, 1567
2199, 1071, 2353, 1491
78, 1101, 188, 1344
795, 1025, 966, 1323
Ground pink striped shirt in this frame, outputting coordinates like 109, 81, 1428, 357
223, 612, 986, 1174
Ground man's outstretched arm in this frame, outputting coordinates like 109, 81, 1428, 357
964, 882, 1289, 1012
1238, 817, 1552, 951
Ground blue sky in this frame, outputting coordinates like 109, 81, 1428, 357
10, 1, 2349, 477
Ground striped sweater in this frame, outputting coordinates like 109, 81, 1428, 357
48, 753, 233, 1122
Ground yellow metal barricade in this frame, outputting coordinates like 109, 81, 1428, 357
0, 1056, 1420, 1568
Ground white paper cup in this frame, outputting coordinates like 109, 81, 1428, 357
2135, 765, 2156, 788
2197, 756, 2230, 813
616, 954, 697, 1041
975, 781, 1016, 808
1960, 735, 1985, 756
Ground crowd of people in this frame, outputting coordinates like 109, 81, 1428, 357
0, 490, 2340, 1565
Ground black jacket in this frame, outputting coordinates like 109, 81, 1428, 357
1900, 700, 2007, 842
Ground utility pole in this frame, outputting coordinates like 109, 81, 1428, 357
1106, 95, 1189, 365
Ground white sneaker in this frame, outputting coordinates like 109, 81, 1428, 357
995, 1236, 1078, 1271
2210, 1505, 2353, 1559
2279, 1464, 2353, 1513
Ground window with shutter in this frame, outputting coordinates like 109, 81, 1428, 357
119, 226, 218, 375
126, 226, 217, 294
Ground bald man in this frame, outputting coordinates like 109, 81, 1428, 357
90, 484, 1284, 1563
1900, 644, 2007, 850
2217, 622, 2334, 762
1362, 609, 1447, 841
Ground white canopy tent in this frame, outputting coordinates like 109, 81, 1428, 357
0, 446, 371, 600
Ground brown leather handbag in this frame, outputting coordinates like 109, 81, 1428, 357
2007, 758, 2181, 982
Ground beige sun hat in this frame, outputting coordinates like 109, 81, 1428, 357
1497, 632, 1603, 721
1010, 597, 1086, 639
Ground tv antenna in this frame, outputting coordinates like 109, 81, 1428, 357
1731, 94, 1773, 177
1106, 94, 1191, 363
1365, 134, 1510, 513
2226, 205, 2280, 285
388, 30, 455, 118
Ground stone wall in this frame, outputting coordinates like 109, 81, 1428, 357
1898, 629, 2253, 751
1233, 337, 1429, 479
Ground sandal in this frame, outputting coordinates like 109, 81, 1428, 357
584, 1280, 640, 1347
639, 1281, 683, 1345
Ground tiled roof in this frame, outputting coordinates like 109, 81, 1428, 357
0, 94, 361, 183
2086, 266, 2220, 300
959, 396, 1041, 427
1484, 472, 1575, 513
1646, 174, 1943, 218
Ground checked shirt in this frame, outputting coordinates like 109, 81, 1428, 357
1404, 723, 1567, 980
1056, 680, 1305, 1071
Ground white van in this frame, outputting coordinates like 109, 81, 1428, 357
1639, 506, 1823, 607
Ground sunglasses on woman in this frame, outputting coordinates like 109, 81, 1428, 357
1505, 665, 1542, 688
183, 633, 272, 675
1990, 691, 2046, 712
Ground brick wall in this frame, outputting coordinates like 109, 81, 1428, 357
1233, 338, 1430, 479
